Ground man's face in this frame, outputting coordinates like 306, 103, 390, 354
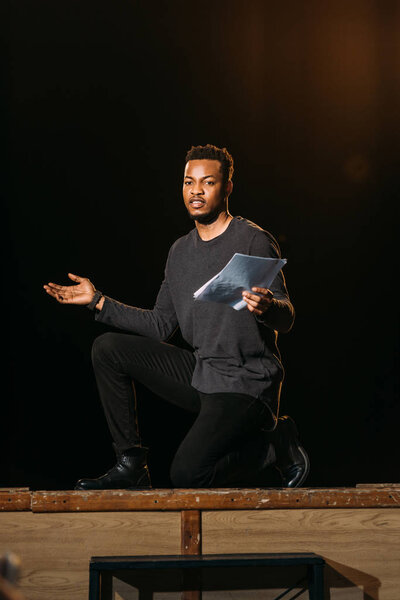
183, 159, 228, 224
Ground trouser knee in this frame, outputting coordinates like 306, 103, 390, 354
170, 455, 213, 488
91, 332, 127, 367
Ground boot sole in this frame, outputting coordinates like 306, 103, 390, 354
275, 444, 310, 488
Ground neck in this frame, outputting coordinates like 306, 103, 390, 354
195, 210, 233, 241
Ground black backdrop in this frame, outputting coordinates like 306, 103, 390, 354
2, 0, 399, 490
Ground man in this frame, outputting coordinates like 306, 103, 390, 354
44, 144, 309, 490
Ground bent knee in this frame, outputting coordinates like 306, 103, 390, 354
170, 457, 212, 489
91, 332, 124, 364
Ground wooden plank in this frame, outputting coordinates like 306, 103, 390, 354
181, 511, 202, 600
181, 510, 202, 555
0, 490, 31, 511
203, 508, 400, 600
2, 508, 400, 599
356, 483, 400, 488
0, 511, 181, 600
31, 487, 400, 512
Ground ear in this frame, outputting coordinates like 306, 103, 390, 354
225, 180, 233, 197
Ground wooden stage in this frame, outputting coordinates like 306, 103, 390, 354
1, 485, 400, 599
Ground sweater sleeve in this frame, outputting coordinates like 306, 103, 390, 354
94, 252, 178, 342
249, 230, 295, 334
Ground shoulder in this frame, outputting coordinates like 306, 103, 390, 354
234, 216, 281, 256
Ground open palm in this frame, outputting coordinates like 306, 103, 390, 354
43, 273, 96, 305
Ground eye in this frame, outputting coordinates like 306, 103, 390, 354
184, 181, 192, 185
206, 181, 215, 185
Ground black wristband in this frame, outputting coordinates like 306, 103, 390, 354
87, 290, 103, 311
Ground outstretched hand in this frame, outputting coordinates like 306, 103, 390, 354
242, 287, 274, 316
43, 273, 96, 305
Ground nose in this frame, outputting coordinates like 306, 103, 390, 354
191, 182, 204, 196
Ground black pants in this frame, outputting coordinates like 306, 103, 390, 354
92, 332, 275, 487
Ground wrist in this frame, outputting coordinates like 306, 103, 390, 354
95, 295, 105, 311
87, 290, 103, 311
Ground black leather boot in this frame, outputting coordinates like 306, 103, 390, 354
74, 447, 152, 490
270, 415, 310, 488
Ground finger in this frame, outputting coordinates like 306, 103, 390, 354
243, 295, 265, 309
44, 287, 71, 302
251, 287, 273, 298
45, 283, 78, 299
68, 273, 84, 282
44, 287, 59, 299
242, 291, 269, 305
46, 284, 76, 297
44, 287, 70, 303
244, 301, 263, 316
46, 282, 68, 292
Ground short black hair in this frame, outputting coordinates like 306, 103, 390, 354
185, 144, 234, 185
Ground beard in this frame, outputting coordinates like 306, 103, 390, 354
186, 205, 223, 225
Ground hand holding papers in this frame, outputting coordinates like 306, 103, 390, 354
193, 253, 287, 311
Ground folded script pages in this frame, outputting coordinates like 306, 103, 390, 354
193, 253, 287, 311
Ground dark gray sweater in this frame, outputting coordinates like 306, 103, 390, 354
96, 216, 295, 412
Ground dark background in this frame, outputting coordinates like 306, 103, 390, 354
2, 0, 399, 490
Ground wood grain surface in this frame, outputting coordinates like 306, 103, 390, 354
0, 511, 180, 600
181, 511, 202, 600
2, 508, 399, 599
30, 487, 400, 512
181, 510, 202, 555
0, 491, 31, 512
2, 490, 400, 599
356, 483, 400, 488
203, 508, 400, 600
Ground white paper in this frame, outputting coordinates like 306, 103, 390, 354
193, 253, 287, 310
